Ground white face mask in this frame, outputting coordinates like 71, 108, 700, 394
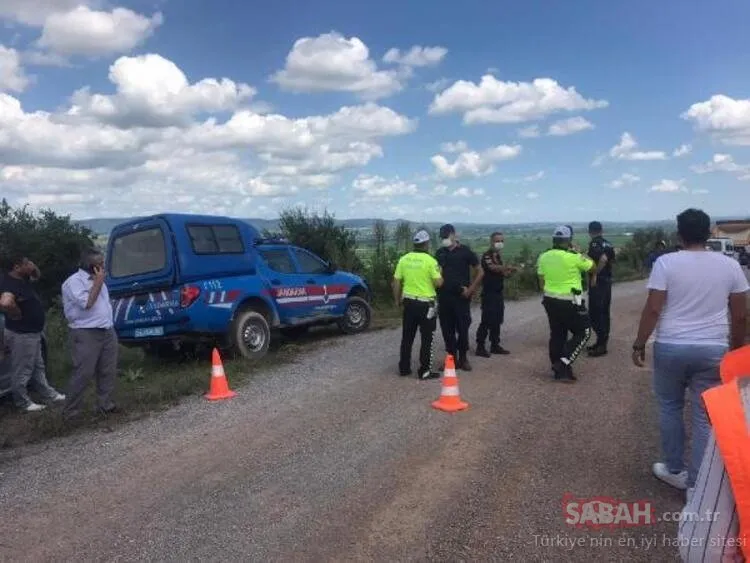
494, 241, 504, 250
441, 238, 452, 247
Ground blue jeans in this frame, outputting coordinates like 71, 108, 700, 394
652, 341, 726, 488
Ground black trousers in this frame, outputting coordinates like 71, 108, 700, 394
399, 298, 437, 375
476, 291, 504, 347
588, 281, 612, 346
542, 297, 592, 367
438, 294, 472, 358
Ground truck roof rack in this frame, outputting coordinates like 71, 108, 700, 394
254, 236, 290, 246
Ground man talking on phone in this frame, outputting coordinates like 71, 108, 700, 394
61, 248, 118, 419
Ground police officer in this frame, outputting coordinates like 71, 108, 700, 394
537, 226, 596, 382
435, 224, 483, 371
475, 232, 516, 357
392, 229, 443, 380
586, 221, 616, 357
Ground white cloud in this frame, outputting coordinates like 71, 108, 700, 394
526, 191, 540, 199
682, 94, 750, 146
609, 173, 640, 189
351, 173, 418, 200
68, 54, 256, 128
36, 6, 163, 57
518, 125, 540, 138
673, 144, 692, 157
426, 78, 449, 93
432, 184, 448, 195
452, 186, 484, 197
651, 179, 687, 193
440, 140, 468, 153
0, 44, 28, 92
382, 46, 447, 67
609, 132, 667, 161
0, 51, 418, 217
429, 75, 608, 125
692, 188, 710, 194
0, 0, 83, 26
691, 153, 750, 176
431, 144, 522, 179
503, 170, 544, 184
547, 116, 594, 136
270, 32, 406, 100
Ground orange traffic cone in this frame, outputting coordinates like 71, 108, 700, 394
431, 354, 468, 412
205, 348, 237, 401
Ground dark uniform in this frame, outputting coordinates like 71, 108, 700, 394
475, 249, 507, 354
587, 234, 616, 352
435, 243, 478, 366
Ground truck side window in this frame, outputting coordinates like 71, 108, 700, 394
293, 249, 327, 274
259, 249, 295, 274
187, 224, 244, 254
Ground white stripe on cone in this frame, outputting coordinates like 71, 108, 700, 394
212, 366, 225, 377
443, 368, 457, 377
441, 386, 460, 396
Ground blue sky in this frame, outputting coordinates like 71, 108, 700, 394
1, 0, 749, 224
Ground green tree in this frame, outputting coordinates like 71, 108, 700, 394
619, 227, 677, 271
393, 220, 412, 254
274, 207, 362, 273
0, 199, 96, 306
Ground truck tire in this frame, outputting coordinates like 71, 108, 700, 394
337, 296, 372, 335
232, 309, 271, 360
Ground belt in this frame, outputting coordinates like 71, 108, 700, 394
543, 292, 575, 301
403, 295, 435, 303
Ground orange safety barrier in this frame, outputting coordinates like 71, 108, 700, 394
432, 354, 469, 413
719, 344, 750, 384
205, 348, 237, 401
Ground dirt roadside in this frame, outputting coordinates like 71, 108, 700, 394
0, 279, 715, 562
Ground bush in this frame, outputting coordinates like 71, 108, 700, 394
0, 199, 96, 306
275, 207, 362, 273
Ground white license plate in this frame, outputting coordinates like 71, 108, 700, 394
134, 326, 164, 338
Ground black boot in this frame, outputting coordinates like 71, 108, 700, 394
457, 354, 473, 371
552, 361, 576, 383
475, 344, 491, 358
490, 344, 510, 355
588, 344, 608, 357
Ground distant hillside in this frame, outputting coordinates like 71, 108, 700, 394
76, 216, 677, 238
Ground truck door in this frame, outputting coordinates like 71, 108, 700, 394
290, 247, 348, 318
106, 218, 182, 336
256, 247, 311, 325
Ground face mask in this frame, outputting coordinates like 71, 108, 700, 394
494, 242, 504, 250
441, 238, 452, 247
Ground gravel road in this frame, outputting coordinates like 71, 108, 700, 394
0, 279, 704, 562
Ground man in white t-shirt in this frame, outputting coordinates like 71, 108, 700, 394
631, 208, 749, 494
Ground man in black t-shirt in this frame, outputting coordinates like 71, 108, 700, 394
435, 224, 483, 371
586, 221, 616, 357
475, 232, 517, 357
0, 255, 65, 412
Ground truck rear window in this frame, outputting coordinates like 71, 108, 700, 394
187, 224, 244, 254
109, 227, 167, 278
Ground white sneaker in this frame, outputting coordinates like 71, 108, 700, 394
653, 462, 688, 490
50, 392, 66, 403
23, 402, 46, 413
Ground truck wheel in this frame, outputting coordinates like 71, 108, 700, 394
337, 296, 372, 334
232, 310, 271, 360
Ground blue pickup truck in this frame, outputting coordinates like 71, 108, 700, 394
105, 214, 372, 360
